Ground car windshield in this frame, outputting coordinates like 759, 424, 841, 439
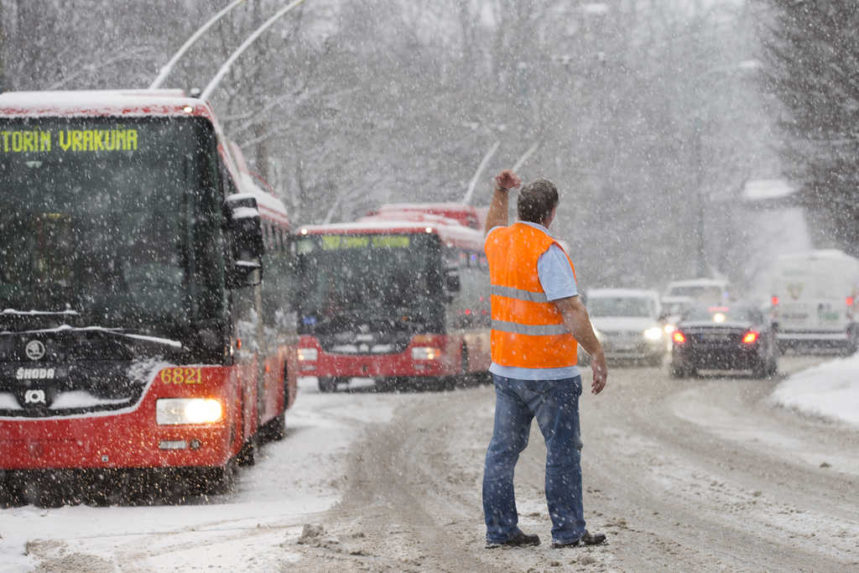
663, 301, 689, 315
588, 296, 653, 318
683, 306, 756, 323
0, 116, 225, 332
667, 285, 725, 301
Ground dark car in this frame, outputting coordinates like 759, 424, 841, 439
670, 303, 778, 378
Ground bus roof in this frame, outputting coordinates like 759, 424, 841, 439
296, 219, 485, 250
370, 203, 481, 230
0, 90, 214, 120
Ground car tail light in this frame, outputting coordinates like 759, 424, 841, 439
848, 296, 855, 307
771, 295, 779, 306
742, 331, 759, 345
672, 331, 687, 345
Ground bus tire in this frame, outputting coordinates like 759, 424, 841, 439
202, 463, 237, 496
318, 377, 338, 393
261, 368, 289, 442
237, 433, 257, 467
0, 471, 25, 507
265, 411, 286, 442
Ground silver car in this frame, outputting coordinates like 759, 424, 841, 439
581, 288, 667, 366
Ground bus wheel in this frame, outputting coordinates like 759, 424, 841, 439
264, 411, 286, 442
201, 463, 237, 496
0, 471, 25, 507
237, 434, 257, 467
318, 377, 338, 393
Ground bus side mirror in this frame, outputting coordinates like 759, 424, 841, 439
225, 194, 264, 288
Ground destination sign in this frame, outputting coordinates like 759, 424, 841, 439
294, 234, 412, 254
0, 127, 139, 153
320, 235, 411, 250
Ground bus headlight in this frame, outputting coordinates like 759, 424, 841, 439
411, 347, 441, 360
156, 398, 224, 425
643, 327, 663, 342
298, 348, 318, 361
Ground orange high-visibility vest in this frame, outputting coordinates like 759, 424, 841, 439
485, 222, 578, 368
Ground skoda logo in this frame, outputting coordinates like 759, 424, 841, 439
24, 389, 47, 405
25, 340, 46, 361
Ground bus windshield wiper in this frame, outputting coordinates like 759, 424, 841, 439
0, 308, 80, 316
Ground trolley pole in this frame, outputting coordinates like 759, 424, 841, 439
150, 0, 248, 89
201, 0, 309, 101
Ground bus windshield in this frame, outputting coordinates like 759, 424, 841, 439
0, 116, 225, 332
293, 233, 440, 330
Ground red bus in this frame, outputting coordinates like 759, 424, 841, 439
0, 90, 297, 503
291, 215, 491, 392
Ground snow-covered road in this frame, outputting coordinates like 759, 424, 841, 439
2, 355, 857, 572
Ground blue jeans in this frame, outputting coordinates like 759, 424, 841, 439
482, 374, 585, 544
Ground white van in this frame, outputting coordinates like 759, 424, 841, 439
763, 250, 859, 353
663, 278, 730, 305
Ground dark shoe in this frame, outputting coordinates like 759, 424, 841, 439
485, 530, 541, 549
551, 531, 607, 548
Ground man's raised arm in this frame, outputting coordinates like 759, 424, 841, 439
484, 169, 522, 236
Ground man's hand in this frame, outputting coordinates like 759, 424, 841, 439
589, 350, 607, 395
485, 169, 521, 234
494, 169, 521, 191
554, 297, 608, 395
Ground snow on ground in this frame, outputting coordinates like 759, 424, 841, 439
669, 355, 859, 477
771, 352, 859, 428
0, 378, 402, 573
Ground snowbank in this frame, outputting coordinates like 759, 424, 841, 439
772, 353, 859, 428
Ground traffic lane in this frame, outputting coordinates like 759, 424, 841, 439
279, 356, 857, 572
577, 356, 859, 571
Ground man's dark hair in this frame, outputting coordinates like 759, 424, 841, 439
517, 178, 559, 224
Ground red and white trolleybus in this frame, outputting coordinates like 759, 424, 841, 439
292, 210, 491, 392
0, 90, 297, 502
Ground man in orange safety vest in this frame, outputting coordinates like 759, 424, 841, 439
482, 168, 608, 549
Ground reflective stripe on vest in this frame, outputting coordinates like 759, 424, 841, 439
490, 285, 549, 303
491, 320, 568, 336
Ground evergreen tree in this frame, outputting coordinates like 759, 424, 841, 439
761, 0, 859, 255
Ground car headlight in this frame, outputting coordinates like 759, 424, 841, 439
156, 398, 224, 425
643, 327, 663, 342
411, 346, 441, 360
297, 348, 318, 361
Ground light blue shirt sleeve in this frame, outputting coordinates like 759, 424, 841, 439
537, 245, 578, 301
